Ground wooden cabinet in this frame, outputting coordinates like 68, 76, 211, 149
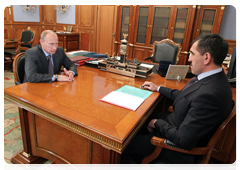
115, 5, 135, 58
114, 5, 225, 65
56, 32, 79, 52
96, 5, 117, 55
171, 6, 197, 65
191, 5, 225, 41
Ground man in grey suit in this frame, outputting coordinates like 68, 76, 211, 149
24, 30, 78, 83
121, 34, 232, 164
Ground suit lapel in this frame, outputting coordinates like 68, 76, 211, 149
173, 70, 226, 106
173, 82, 200, 106
37, 45, 49, 73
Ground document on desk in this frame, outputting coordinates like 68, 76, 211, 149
100, 85, 153, 111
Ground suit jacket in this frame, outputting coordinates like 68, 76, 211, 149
155, 70, 232, 163
24, 45, 78, 83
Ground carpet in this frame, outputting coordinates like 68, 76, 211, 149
4, 70, 52, 164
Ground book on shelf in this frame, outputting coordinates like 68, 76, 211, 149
100, 85, 153, 111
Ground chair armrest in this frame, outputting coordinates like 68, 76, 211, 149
142, 136, 211, 164
151, 137, 210, 155
15, 81, 21, 85
144, 56, 153, 61
19, 39, 34, 45
16, 40, 34, 55
141, 139, 164, 164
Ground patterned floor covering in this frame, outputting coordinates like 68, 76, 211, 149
4, 70, 52, 164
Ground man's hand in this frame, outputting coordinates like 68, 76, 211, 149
57, 75, 74, 82
63, 68, 74, 81
141, 81, 159, 92
147, 119, 157, 133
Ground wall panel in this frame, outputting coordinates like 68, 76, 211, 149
42, 5, 56, 25
78, 5, 95, 28
4, 5, 97, 52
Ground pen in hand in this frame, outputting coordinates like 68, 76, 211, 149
140, 84, 150, 88
140, 82, 159, 92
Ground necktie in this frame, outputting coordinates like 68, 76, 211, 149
182, 76, 198, 91
47, 55, 54, 74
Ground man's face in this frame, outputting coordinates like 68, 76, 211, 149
188, 41, 205, 75
40, 33, 58, 54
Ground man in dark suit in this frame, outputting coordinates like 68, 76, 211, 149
121, 34, 232, 164
24, 30, 78, 83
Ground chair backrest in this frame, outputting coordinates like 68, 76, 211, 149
21, 30, 35, 48
13, 52, 25, 85
152, 39, 182, 64
201, 99, 236, 163
15, 27, 36, 55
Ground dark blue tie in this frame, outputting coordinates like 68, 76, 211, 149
47, 55, 54, 74
182, 76, 198, 91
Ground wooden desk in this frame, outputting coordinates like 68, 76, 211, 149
4, 66, 236, 164
56, 32, 79, 52
4, 66, 188, 164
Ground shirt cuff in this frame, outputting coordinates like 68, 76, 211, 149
70, 70, 75, 76
157, 86, 161, 92
51, 75, 55, 82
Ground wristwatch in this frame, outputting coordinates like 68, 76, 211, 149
54, 74, 58, 81
153, 119, 157, 125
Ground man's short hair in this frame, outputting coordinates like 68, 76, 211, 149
192, 33, 229, 66
40, 30, 57, 41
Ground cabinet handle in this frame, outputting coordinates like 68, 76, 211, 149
129, 43, 133, 46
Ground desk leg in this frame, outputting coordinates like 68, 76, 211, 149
11, 108, 46, 164
101, 146, 121, 164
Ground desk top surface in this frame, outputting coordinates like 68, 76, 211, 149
7, 66, 236, 148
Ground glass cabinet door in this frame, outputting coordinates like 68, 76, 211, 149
199, 9, 216, 35
136, 6, 149, 44
150, 7, 171, 44
173, 8, 188, 45
120, 6, 130, 40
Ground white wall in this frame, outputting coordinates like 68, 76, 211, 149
219, 5, 236, 40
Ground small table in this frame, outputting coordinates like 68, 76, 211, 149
56, 32, 79, 52
4, 39, 18, 48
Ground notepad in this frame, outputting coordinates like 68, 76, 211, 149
100, 85, 153, 111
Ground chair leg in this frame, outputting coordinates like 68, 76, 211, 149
4, 55, 14, 72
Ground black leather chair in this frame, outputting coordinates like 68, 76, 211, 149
13, 52, 25, 85
4, 27, 35, 63
145, 39, 182, 64
141, 100, 238, 170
